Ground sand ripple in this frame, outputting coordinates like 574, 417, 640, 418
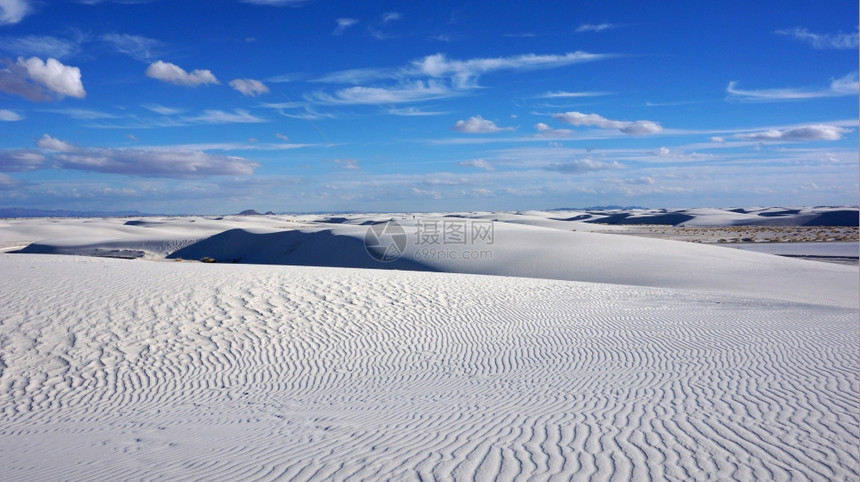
0, 254, 857, 481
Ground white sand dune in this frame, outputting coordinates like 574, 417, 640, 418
4, 214, 857, 308
1, 211, 858, 480
0, 254, 857, 480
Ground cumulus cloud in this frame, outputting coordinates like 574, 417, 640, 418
553, 111, 662, 135
0, 148, 43, 171
0, 108, 21, 121
36, 134, 258, 177
776, 27, 859, 49
452, 115, 515, 133
229, 78, 269, 96
727, 73, 858, 101
332, 18, 358, 35
0, 57, 85, 100
534, 122, 573, 138
18, 57, 85, 98
101, 33, 161, 61
37, 134, 75, 151
460, 158, 495, 171
545, 158, 622, 174
145, 60, 219, 87
735, 125, 847, 142
0, 0, 32, 25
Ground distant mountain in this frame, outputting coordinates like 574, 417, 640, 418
237, 209, 262, 215
0, 208, 155, 218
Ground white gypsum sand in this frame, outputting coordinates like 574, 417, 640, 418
0, 253, 857, 481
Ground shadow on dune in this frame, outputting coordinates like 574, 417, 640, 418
167, 228, 435, 272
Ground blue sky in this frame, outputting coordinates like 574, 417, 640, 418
0, 0, 857, 214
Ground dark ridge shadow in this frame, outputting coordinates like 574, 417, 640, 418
167, 228, 436, 272
552, 214, 592, 221
803, 210, 860, 227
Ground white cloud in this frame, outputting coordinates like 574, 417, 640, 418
334, 158, 360, 170
538, 90, 608, 98
553, 111, 663, 135
101, 33, 161, 61
654, 146, 671, 156
711, 136, 725, 143
460, 158, 495, 171
229, 78, 269, 96
0, 0, 32, 25
311, 80, 452, 104
143, 104, 184, 115
576, 23, 616, 33
2, 57, 86, 100
333, 18, 358, 35
546, 158, 623, 174
735, 125, 847, 142
0, 109, 21, 121
413, 51, 609, 88
36, 134, 258, 177
275, 133, 289, 141
534, 122, 573, 138
727, 73, 858, 101
381, 12, 400, 23
145, 60, 219, 87
184, 109, 265, 124
1, 35, 80, 59
37, 134, 75, 151
452, 115, 515, 134
776, 27, 859, 49
0, 149, 43, 171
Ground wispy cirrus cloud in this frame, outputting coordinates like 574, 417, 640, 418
576, 23, 617, 33
775, 27, 859, 49
537, 90, 609, 99
332, 18, 358, 36
36, 134, 259, 177
413, 51, 611, 89
308, 51, 612, 106
727, 73, 858, 102
310, 80, 453, 105
0, 35, 80, 59
452, 115, 515, 134
553, 111, 662, 135
101, 33, 162, 61
145, 60, 219, 87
